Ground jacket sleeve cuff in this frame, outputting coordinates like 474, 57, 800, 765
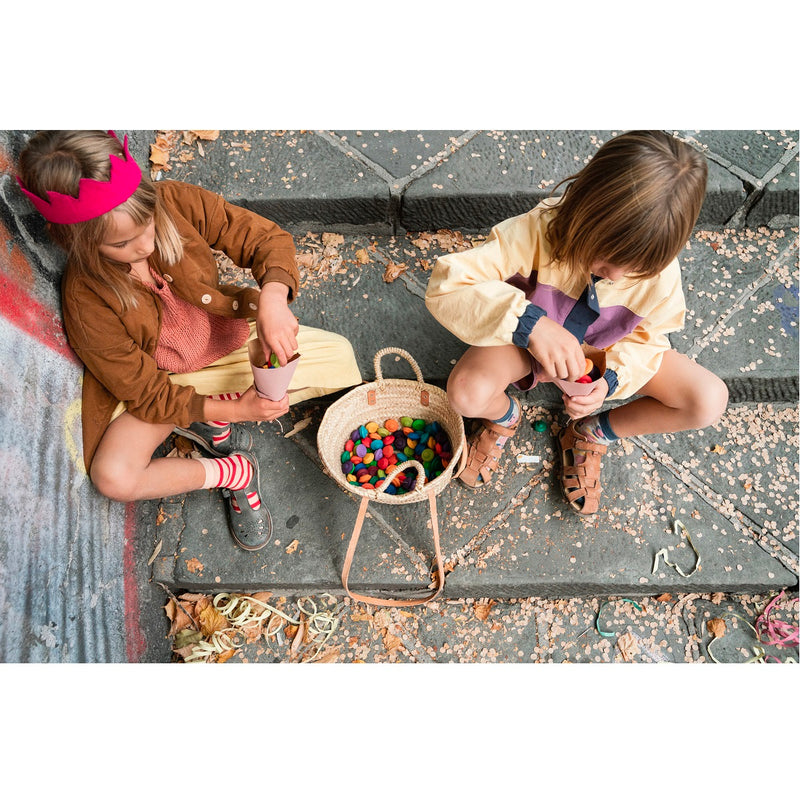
603, 368, 619, 396
260, 267, 298, 301
511, 303, 547, 348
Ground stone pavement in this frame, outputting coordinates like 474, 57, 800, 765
116, 130, 800, 664
1, 129, 797, 665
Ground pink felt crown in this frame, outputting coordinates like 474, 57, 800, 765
16, 131, 142, 224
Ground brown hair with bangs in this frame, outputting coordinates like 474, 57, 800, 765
546, 130, 707, 287
17, 130, 183, 311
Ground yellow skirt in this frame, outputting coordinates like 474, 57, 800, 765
111, 321, 362, 423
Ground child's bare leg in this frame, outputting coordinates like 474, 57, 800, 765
560, 351, 728, 515
446, 344, 532, 420
606, 350, 728, 437
90, 412, 205, 502
448, 345, 533, 488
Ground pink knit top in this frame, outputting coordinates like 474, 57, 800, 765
148, 268, 250, 374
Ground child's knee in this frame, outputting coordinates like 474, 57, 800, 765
689, 374, 728, 428
90, 458, 138, 502
446, 369, 497, 417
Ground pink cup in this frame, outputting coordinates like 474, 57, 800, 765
248, 340, 300, 401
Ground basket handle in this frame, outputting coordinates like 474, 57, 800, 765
373, 347, 425, 387
341, 461, 446, 608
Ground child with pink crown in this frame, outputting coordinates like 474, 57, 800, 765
16, 130, 362, 551
426, 130, 729, 515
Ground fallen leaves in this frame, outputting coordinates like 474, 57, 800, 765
411, 230, 470, 254
707, 618, 727, 639
163, 590, 343, 664
149, 130, 220, 178
285, 539, 300, 555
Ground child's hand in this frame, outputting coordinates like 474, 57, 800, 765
562, 378, 609, 420
256, 283, 299, 366
528, 317, 586, 380
236, 385, 290, 421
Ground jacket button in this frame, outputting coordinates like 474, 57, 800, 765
201, 294, 212, 304
232, 300, 239, 310
163, 273, 173, 282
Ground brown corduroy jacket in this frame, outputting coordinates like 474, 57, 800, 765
61, 180, 299, 472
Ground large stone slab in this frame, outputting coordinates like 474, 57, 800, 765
144, 130, 392, 230
675, 228, 799, 381
332, 130, 468, 179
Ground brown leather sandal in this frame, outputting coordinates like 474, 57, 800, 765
558, 421, 607, 515
459, 403, 521, 489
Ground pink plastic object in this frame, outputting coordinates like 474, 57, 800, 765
16, 131, 142, 224
248, 339, 300, 400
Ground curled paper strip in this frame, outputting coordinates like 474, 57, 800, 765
652, 520, 701, 578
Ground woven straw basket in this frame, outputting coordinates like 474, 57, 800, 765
317, 348, 465, 606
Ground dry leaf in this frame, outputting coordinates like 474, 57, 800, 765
242, 622, 263, 644
199, 605, 229, 637
311, 647, 341, 663
164, 598, 195, 636
217, 649, 236, 664
190, 130, 219, 141
186, 557, 204, 574
383, 632, 403, 652
474, 600, 495, 622
285, 539, 299, 555
710, 593, 725, 605
291, 622, 307, 655
350, 611, 374, 623
173, 629, 203, 650
194, 596, 212, 616
178, 592, 208, 603
174, 643, 201, 661
321, 233, 344, 247
383, 261, 408, 283
654, 593, 672, 602
707, 618, 727, 638
354, 248, 370, 264
710, 444, 727, 454
149, 144, 171, 167
284, 624, 299, 640
248, 591, 274, 605
616, 631, 640, 661
155, 508, 167, 526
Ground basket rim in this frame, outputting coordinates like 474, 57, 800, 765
316, 376, 465, 504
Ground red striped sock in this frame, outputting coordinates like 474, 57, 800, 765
199, 454, 261, 513
206, 393, 242, 447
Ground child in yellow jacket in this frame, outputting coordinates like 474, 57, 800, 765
426, 130, 728, 515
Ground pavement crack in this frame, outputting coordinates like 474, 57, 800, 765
444, 474, 547, 573
685, 236, 798, 359
631, 436, 798, 575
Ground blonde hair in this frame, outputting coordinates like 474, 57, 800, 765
546, 130, 707, 286
17, 130, 183, 311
